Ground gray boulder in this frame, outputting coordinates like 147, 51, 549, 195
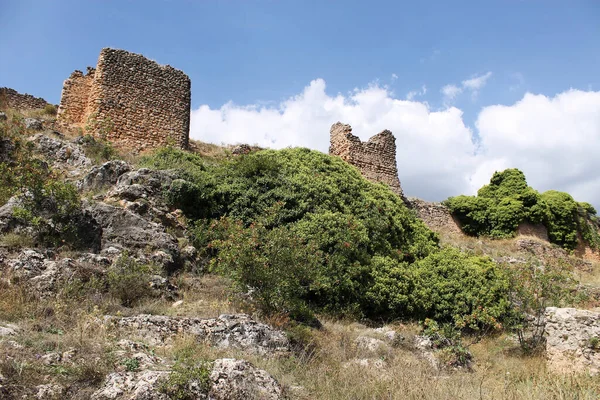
91, 358, 283, 400
30, 133, 91, 174
86, 201, 180, 269
79, 160, 132, 191
0, 112, 7, 121
24, 118, 43, 130
210, 358, 283, 400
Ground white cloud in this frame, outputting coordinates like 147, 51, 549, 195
190, 81, 600, 208
472, 89, 600, 206
406, 85, 427, 100
441, 84, 463, 101
442, 71, 493, 102
462, 71, 493, 91
391, 73, 398, 82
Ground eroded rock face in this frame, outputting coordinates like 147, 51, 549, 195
30, 133, 92, 174
85, 201, 180, 269
545, 307, 600, 374
79, 160, 132, 191
210, 358, 283, 400
109, 314, 290, 355
91, 358, 283, 400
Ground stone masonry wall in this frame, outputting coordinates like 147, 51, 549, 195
0, 87, 50, 110
545, 307, 600, 374
56, 68, 96, 125
408, 198, 463, 234
329, 122, 405, 199
57, 48, 191, 150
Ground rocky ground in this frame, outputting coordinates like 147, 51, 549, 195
2, 114, 600, 399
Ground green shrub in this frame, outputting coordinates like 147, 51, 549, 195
445, 168, 598, 250
107, 254, 159, 307
366, 247, 511, 330
504, 258, 577, 353
210, 213, 323, 321
79, 134, 117, 163
43, 104, 57, 116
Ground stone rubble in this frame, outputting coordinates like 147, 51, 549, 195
109, 314, 290, 355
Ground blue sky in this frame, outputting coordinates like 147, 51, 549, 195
2, 1, 600, 205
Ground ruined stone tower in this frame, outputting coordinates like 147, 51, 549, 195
57, 48, 191, 150
329, 122, 406, 200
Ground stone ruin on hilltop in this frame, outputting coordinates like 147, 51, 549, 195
57, 48, 191, 150
329, 122, 407, 201
0, 87, 50, 111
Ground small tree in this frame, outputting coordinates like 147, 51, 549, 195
504, 258, 576, 352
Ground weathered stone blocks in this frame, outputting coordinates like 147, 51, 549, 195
0, 87, 50, 110
57, 48, 191, 150
329, 122, 405, 200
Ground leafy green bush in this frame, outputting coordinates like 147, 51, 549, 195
210, 214, 323, 322
504, 258, 578, 353
366, 247, 511, 329
79, 134, 117, 163
43, 104, 57, 116
445, 168, 598, 250
107, 254, 159, 307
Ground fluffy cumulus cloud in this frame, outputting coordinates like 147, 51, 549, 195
190, 81, 600, 207
473, 89, 600, 206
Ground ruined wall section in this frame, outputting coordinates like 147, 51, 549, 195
0, 87, 49, 110
92, 48, 191, 149
57, 48, 191, 150
56, 68, 96, 125
329, 122, 405, 199
408, 198, 463, 234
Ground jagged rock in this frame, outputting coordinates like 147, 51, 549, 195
414, 335, 439, 370
91, 370, 171, 400
109, 169, 176, 201
355, 335, 388, 353
545, 307, 600, 374
0, 196, 23, 233
231, 144, 252, 155
0, 138, 15, 162
6, 250, 80, 295
210, 358, 283, 400
35, 384, 65, 399
91, 358, 283, 400
79, 160, 132, 191
342, 358, 387, 369
0, 322, 19, 337
41, 352, 62, 365
109, 314, 290, 355
25, 118, 43, 130
0, 112, 6, 121
30, 133, 91, 175
86, 201, 180, 269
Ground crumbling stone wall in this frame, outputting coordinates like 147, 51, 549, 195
329, 122, 405, 199
0, 87, 49, 110
545, 307, 600, 374
56, 68, 96, 125
408, 198, 463, 234
57, 48, 191, 150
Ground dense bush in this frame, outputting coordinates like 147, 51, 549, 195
107, 254, 160, 307
445, 168, 598, 250
144, 147, 439, 319
1, 116, 88, 248
366, 247, 511, 329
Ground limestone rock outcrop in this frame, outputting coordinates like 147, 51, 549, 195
545, 307, 600, 374
109, 314, 290, 355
